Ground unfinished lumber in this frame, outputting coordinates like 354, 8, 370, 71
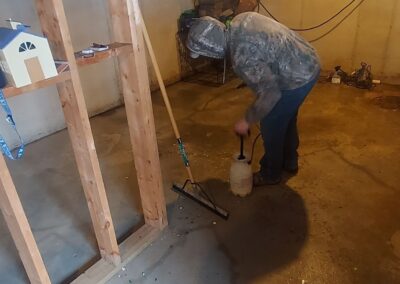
3, 70, 71, 98
72, 224, 161, 284
139, 11, 196, 184
108, 0, 167, 229
0, 154, 51, 284
0, 0, 170, 282
34, 0, 120, 265
75, 43, 132, 67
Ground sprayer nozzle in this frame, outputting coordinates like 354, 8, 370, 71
237, 154, 246, 160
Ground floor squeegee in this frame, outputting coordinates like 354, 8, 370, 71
140, 12, 229, 220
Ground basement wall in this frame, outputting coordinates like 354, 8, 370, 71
259, 0, 400, 83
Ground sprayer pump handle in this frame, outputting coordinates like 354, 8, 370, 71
238, 135, 245, 160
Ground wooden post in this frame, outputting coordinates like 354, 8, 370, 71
0, 155, 51, 284
108, 0, 167, 229
34, 0, 120, 265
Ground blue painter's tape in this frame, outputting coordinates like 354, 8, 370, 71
0, 89, 25, 160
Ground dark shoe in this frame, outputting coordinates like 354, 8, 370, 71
253, 171, 282, 187
283, 160, 299, 175
284, 166, 298, 175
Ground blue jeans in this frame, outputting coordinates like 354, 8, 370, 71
259, 74, 319, 180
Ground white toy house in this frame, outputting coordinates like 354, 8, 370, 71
0, 21, 57, 88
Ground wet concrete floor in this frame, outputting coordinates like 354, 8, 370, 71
1, 78, 400, 283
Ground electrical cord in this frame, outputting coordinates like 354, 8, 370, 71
248, 132, 262, 165
258, 0, 358, 31
309, 0, 366, 43
247, 124, 262, 165
258, 0, 366, 43
258, 1, 279, 22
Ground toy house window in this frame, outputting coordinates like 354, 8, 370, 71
19, 42, 36, 52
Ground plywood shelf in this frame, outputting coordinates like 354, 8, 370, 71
3, 69, 71, 98
2, 43, 131, 99
75, 43, 132, 67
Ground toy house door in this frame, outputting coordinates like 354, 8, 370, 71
25, 57, 45, 83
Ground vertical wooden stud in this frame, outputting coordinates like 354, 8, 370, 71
107, 0, 167, 229
34, 0, 120, 265
0, 155, 51, 284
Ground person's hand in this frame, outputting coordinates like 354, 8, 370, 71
234, 118, 250, 136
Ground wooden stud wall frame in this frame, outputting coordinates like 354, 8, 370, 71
0, 0, 167, 283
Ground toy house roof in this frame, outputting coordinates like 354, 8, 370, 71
0, 27, 43, 49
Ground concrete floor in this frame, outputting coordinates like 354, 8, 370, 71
1, 78, 400, 283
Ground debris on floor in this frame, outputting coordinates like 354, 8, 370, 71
2, 80, 400, 284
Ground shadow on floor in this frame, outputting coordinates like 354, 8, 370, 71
201, 177, 308, 283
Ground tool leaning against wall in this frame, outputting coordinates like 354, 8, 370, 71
139, 10, 230, 220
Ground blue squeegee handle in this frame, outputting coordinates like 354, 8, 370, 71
177, 138, 189, 167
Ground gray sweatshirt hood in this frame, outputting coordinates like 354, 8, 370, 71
187, 12, 320, 123
186, 16, 227, 59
